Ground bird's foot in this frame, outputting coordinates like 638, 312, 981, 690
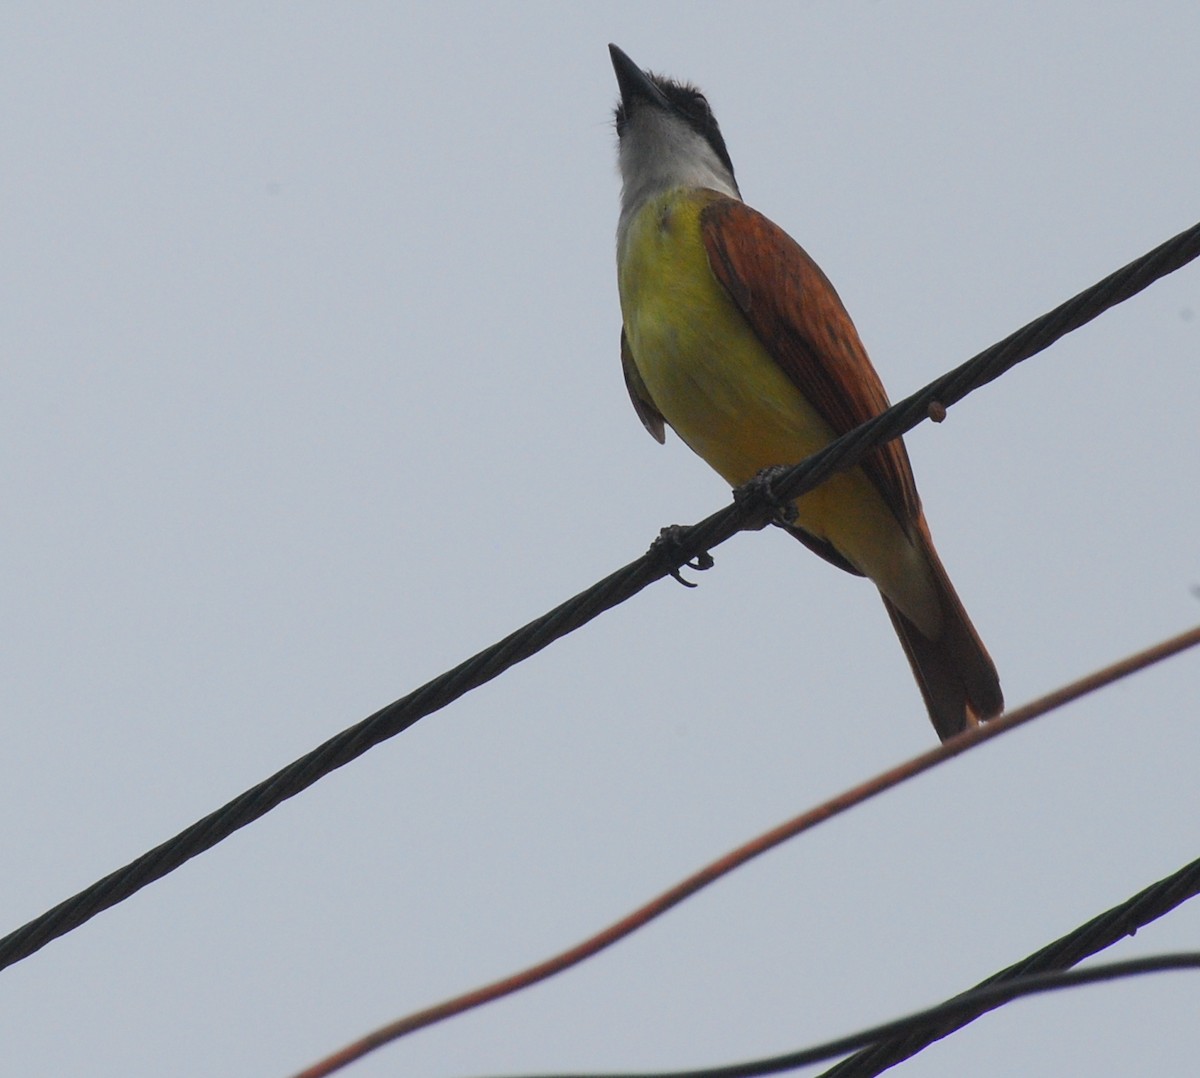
650, 525, 714, 588
734, 464, 799, 528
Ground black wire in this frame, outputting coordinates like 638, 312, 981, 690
472, 953, 1200, 1078
817, 854, 1200, 1076
2, 221, 1198, 976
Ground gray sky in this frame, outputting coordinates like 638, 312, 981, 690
3, 4, 1199, 1076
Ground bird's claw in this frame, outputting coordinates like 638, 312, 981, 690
734, 464, 799, 528
650, 525, 715, 588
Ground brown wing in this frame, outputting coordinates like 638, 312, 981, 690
621, 327, 666, 443
700, 196, 921, 528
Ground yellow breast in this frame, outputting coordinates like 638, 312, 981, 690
618, 189, 840, 487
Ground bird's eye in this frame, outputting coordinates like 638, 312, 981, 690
682, 91, 712, 124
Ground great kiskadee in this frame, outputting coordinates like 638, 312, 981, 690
609, 45, 1002, 740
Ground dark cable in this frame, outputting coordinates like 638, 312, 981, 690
817, 854, 1200, 1076
473, 953, 1200, 1078
2, 221, 1198, 975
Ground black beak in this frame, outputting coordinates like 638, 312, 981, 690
609, 44, 671, 114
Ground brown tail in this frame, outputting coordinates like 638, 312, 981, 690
882, 528, 1003, 741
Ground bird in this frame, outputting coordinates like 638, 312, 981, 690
608, 44, 1002, 740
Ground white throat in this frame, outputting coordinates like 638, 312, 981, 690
616, 109, 741, 241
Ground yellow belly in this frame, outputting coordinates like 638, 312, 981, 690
617, 188, 925, 601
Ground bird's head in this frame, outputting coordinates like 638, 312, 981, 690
609, 44, 741, 215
